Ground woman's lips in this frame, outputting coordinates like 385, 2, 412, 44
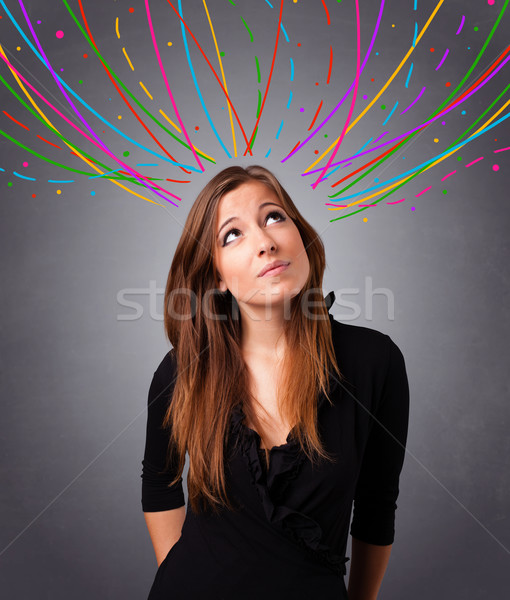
260, 263, 290, 277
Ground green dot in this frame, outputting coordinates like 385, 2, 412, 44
474, 26, 478, 32
220, 51, 225, 57
8, 181, 13, 187
324, 134, 328, 138
442, 190, 448, 195
381, 104, 386, 110
123, 151, 130, 157
457, 156, 462, 161
78, 79, 83, 84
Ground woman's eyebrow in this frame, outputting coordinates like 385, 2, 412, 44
217, 202, 282, 240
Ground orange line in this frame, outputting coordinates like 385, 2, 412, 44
308, 101, 323, 131
3, 110, 29, 130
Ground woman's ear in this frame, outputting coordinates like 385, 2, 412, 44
218, 277, 227, 293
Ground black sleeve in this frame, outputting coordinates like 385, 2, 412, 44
349, 335, 410, 545
140, 351, 186, 512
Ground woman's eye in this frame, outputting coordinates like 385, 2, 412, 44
222, 211, 286, 246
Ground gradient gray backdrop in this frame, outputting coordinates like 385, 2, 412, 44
1, 0, 509, 598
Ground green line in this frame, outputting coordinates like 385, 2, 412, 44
227, 0, 236, 6
255, 56, 261, 83
240, 16, 254, 42
250, 126, 258, 149
256, 89, 262, 118
61, 0, 215, 164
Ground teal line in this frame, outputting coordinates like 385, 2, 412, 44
382, 101, 399, 126
13, 171, 36, 180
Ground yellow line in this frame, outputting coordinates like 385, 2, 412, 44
0, 43, 163, 206
159, 110, 216, 162
330, 95, 510, 211
115, 17, 120, 39
203, 0, 237, 156
122, 47, 134, 71
139, 80, 153, 100
305, 0, 445, 174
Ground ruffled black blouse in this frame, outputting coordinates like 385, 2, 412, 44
141, 292, 410, 600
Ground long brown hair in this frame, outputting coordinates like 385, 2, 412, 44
162, 165, 343, 514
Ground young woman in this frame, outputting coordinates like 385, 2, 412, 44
141, 165, 410, 600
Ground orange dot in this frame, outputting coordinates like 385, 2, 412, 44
83, 53, 88, 58
445, 81, 451, 87
129, 7, 134, 13
430, 47, 435, 52
314, 150, 319, 154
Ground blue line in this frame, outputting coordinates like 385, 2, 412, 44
0, 167, 6, 172
136, 163, 158, 166
47, 179, 75, 183
264, 0, 274, 8
0, 0, 201, 172
382, 101, 399, 126
13, 171, 36, 180
178, 1, 231, 158
290, 57, 294, 82
405, 63, 413, 88
280, 24, 289, 43
276, 120, 284, 139
356, 137, 373, 154
265, 148, 272, 157
412, 22, 418, 46
88, 169, 121, 179
414, 0, 417, 10
328, 111, 510, 201
286, 90, 293, 109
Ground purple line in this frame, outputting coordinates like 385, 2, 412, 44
303, 51, 510, 176
435, 48, 449, 71
400, 86, 426, 115
373, 131, 388, 143
465, 156, 483, 168
16, 0, 180, 205
281, 0, 385, 163
456, 15, 465, 35
415, 185, 432, 198
441, 170, 456, 181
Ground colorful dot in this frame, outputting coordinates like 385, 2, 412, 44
370, 78, 374, 82
493, 164, 500, 171
363, 217, 368, 222
57, 189, 62, 195
83, 53, 88, 58
220, 51, 225, 57
32, 193, 36, 198
7, 182, 13, 187
56, 30, 64, 39
461, 110, 466, 115
22, 161, 28, 167
195, 126, 199, 131
457, 156, 462, 161
363, 94, 367, 100
374, 177, 379, 183
488, 0, 495, 5
78, 79, 83, 84
381, 104, 386, 110
60, 68, 64, 72
430, 47, 435, 52
434, 138, 439, 143
91, 191, 96, 196
299, 107, 304, 112
315, 82, 319, 86
37, 20, 41, 24
314, 150, 319, 154
324, 134, 328, 138
442, 190, 448, 194
16, 46, 21, 51
129, 7, 134, 13
391, 24, 395, 28
118, 115, 122, 120
297, 43, 301, 47
474, 26, 479, 31
123, 151, 130, 157
445, 82, 451, 87
411, 207, 416, 211
441, 121, 446, 125
167, 42, 173, 46
375, 52, 379, 56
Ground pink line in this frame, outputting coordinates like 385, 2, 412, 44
17, 0, 181, 204
441, 170, 457, 181
494, 146, 510, 153
400, 86, 426, 115
456, 15, 465, 35
145, 0, 204, 172
415, 185, 432, 198
325, 204, 349, 207
465, 156, 484, 168
311, 0, 361, 189
435, 48, 449, 71
387, 198, 406, 205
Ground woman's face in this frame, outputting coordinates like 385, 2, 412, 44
213, 180, 310, 311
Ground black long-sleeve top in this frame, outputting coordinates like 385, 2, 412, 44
141, 292, 410, 600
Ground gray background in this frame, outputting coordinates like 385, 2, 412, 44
1, 0, 509, 597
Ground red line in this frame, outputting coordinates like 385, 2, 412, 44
36, 134, 62, 149
308, 101, 323, 131
326, 46, 333, 84
287, 140, 301, 155
165, 1, 252, 156
77, 1, 191, 175
244, 0, 284, 155
166, 178, 191, 183
321, 0, 331, 25
3, 110, 29, 130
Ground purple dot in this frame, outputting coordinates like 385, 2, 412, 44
37, 20, 42, 24
299, 108, 304, 112
56, 30, 64, 39
60, 68, 64, 72
363, 94, 367, 100
441, 121, 446, 125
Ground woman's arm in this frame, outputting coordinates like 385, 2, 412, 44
347, 537, 392, 600
144, 505, 186, 567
